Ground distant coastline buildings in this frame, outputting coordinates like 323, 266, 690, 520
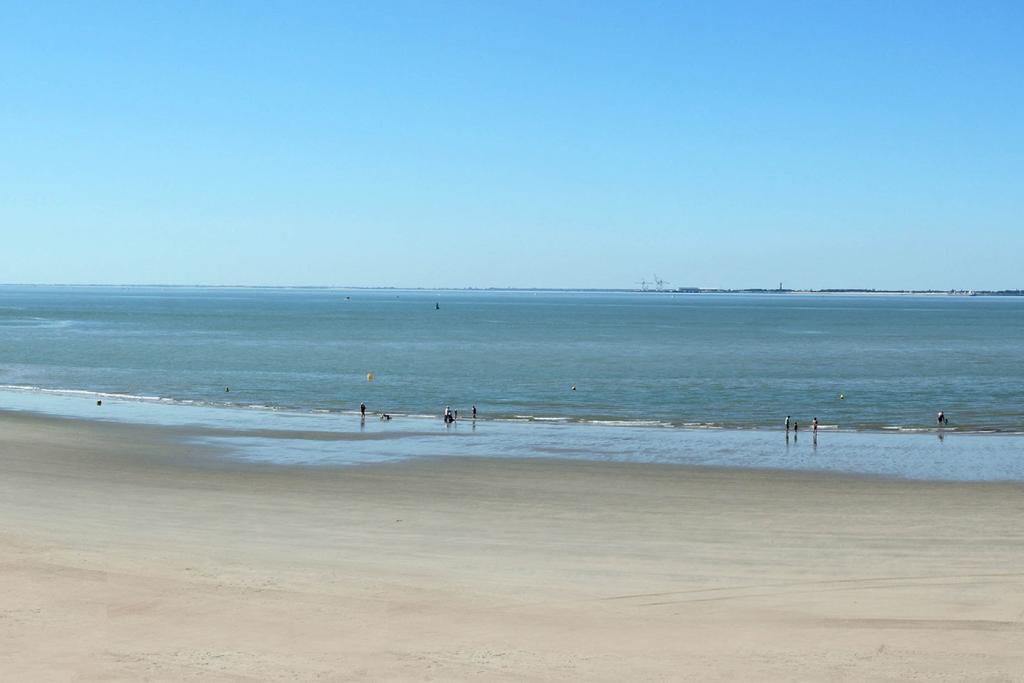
638, 287, 1024, 296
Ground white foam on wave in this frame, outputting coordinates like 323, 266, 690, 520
1, 384, 1018, 436
0, 318, 75, 329
588, 419, 672, 428
682, 422, 724, 429
0, 384, 163, 403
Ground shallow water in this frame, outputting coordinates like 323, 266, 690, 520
3, 389, 1022, 481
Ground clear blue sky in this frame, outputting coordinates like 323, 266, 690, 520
2, 1, 1021, 289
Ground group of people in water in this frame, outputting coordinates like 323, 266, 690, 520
783, 411, 951, 435
359, 401, 477, 424
361, 403, 952, 430
784, 415, 818, 434
784, 414, 821, 445
444, 404, 477, 424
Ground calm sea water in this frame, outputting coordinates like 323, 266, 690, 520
3, 286, 1023, 480
2, 286, 1022, 431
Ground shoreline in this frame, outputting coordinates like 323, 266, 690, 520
0, 409, 988, 485
5, 399, 1024, 483
6, 408, 1021, 499
3, 383, 1021, 435
6, 403, 1024, 483
1, 410, 1022, 680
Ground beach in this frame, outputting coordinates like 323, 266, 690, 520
2, 411, 1022, 680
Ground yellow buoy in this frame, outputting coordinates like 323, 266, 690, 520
367, 372, 374, 382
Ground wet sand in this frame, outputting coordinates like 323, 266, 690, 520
1, 411, 1023, 680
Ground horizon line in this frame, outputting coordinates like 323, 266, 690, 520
1, 283, 1021, 295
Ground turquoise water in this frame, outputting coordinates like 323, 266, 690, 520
2, 285, 1023, 480
2, 285, 1022, 431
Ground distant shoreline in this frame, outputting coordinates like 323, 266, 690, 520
1, 283, 1021, 296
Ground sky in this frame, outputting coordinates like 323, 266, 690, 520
1, 1, 1021, 289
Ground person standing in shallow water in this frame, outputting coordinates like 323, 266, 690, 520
785, 415, 791, 432
360, 402, 366, 418
812, 417, 818, 433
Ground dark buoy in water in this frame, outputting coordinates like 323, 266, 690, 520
96, 400, 102, 406
225, 386, 230, 392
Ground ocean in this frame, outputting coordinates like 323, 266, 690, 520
2, 285, 1023, 479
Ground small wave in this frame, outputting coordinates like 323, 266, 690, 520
587, 419, 672, 428
682, 422, 724, 429
1, 384, 1021, 435
0, 385, 164, 403
0, 384, 291, 414
0, 317, 75, 329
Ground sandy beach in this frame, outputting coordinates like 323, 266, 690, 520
1, 411, 1022, 681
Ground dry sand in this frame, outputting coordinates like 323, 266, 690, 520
1, 411, 1023, 681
